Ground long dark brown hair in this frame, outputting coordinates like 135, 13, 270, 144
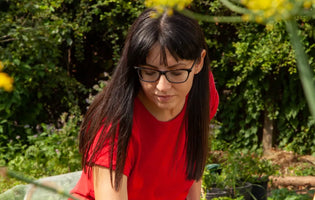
79, 8, 210, 190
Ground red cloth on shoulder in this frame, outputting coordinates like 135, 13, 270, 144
209, 71, 219, 120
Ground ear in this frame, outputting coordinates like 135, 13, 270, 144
194, 49, 206, 74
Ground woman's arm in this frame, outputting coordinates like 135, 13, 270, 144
186, 180, 202, 200
93, 166, 128, 200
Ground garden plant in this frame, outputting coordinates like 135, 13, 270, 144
202, 151, 278, 200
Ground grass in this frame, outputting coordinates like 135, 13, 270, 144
0, 177, 25, 194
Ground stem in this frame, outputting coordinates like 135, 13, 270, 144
299, 9, 315, 18
181, 9, 245, 23
5, 169, 79, 200
0, 38, 17, 43
219, 0, 251, 14
285, 19, 315, 120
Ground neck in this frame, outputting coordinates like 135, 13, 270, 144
137, 91, 185, 122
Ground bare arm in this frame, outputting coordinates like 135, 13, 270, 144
93, 166, 128, 200
186, 180, 202, 200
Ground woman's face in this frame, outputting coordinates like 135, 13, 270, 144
137, 43, 205, 121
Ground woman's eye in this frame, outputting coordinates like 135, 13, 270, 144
143, 70, 157, 76
170, 70, 184, 76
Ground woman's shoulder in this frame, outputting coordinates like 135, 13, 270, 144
209, 71, 219, 120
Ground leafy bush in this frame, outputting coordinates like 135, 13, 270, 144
213, 197, 244, 200
268, 188, 312, 200
203, 151, 278, 190
0, 107, 82, 192
201, 195, 244, 200
8, 108, 81, 176
206, 18, 315, 154
0, 0, 145, 159
192, 1, 315, 154
0, 0, 88, 148
288, 163, 315, 176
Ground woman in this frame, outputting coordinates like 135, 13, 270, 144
70, 8, 219, 200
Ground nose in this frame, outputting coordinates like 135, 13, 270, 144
156, 74, 172, 92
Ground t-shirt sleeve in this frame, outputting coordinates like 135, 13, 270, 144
209, 71, 219, 120
90, 125, 133, 177
69, 126, 135, 199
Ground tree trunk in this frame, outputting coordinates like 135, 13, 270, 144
262, 111, 273, 155
270, 176, 315, 187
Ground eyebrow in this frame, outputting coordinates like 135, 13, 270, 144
144, 63, 187, 69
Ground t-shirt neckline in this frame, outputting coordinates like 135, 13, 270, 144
134, 96, 187, 125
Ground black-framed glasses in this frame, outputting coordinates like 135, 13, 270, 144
134, 59, 196, 84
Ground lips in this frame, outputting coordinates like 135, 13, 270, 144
156, 95, 173, 102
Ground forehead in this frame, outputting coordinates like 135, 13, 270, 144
146, 43, 179, 66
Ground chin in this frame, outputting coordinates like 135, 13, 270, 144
155, 102, 176, 111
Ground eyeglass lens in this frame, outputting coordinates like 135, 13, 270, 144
138, 68, 189, 83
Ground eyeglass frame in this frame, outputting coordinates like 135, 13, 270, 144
134, 59, 197, 84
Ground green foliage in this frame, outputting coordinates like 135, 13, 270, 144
268, 188, 312, 200
0, 0, 88, 145
202, 163, 223, 189
294, 165, 315, 176
205, 17, 315, 154
287, 163, 315, 176
0, 0, 145, 163
0, 177, 24, 194
203, 151, 278, 191
228, 151, 277, 183
213, 197, 244, 200
9, 109, 81, 176
0, 0, 146, 193
202, 151, 315, 200
66, 0, 145, 70
201, 196, 244, 200
0, 107, 82, 192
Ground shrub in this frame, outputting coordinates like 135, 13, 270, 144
0, 0, 88, 149
268, 188, 312, 200
0, 106, 82, 193
207, 19, 315, 154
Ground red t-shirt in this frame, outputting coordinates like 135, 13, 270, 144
70, 72, 219, 200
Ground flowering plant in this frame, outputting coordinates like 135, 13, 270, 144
0, 61, 13, 92
145, 0, 192, 12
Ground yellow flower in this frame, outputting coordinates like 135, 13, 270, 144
304, 0, 312, 8
241, 14, 251, 22
255, 15, 264, 23
0, 61, 14, 92
0, 72, 14, 92
242, 0, 285, 11
243, 0, 273, 11
145, 0, 192, 11
241, 0, 293, 22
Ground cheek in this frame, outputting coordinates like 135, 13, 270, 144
140, 82, 154, 93
178, 78, 194, 96
186, 75, 195, 89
